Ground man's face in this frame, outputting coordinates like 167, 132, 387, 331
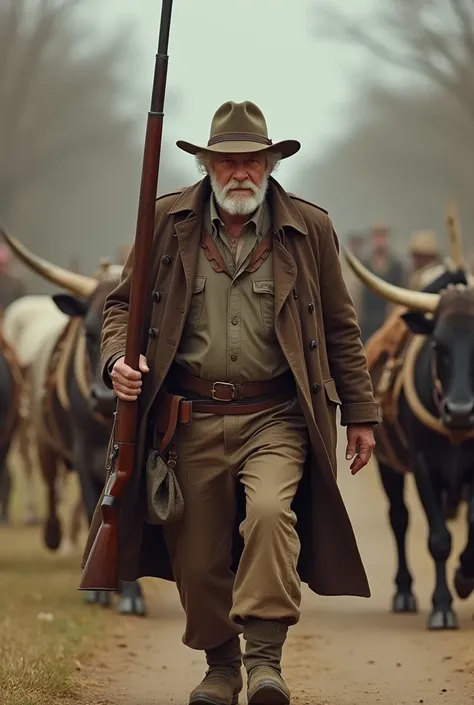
372, 228, 390, 253
209, 152, 269, 216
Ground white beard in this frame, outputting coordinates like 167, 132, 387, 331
210, 171, 269, 216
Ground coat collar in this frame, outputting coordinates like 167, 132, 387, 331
167, 175, 308, 235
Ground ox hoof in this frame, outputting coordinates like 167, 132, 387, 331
454, 567, 474, 600
84, 590, 112, 607
44, 517, 61, 551
428, 608, 458, 630
392, 592, 418, 613
117, 595, 147, 617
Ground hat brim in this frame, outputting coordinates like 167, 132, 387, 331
176, 138, 301, 160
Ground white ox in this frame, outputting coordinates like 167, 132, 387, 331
1, 295, 77, 539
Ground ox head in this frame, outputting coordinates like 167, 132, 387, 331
344, 249, 474, 430
1, 227, 121, 418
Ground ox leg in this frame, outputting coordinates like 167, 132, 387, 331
0, 460, 11, 525
117, 580, 147, 617
38, 441, 62, 551
378, 462, 417, 613
454, 476, 474, 602
18, 420, 40, 525
413, 453, 457, 630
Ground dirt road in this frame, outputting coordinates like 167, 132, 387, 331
84, 430, 474, 705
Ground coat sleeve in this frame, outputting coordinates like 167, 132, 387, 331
319, 215, 381, 426
99, 198, 171, 388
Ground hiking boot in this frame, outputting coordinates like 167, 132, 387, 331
247, 665, 290, 704
189, 635, 243, 705
243, 618, 291, 705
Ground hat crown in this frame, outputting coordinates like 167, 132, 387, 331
209, 101, 269, 141
410, 229, 438, 254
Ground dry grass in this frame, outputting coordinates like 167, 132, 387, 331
0, 457, 113, 705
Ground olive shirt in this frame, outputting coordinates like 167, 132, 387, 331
174, 195, 289, 382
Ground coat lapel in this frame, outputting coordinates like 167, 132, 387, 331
174, 214, 201, 302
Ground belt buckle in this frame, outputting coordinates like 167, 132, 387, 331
211, 381, 236, 402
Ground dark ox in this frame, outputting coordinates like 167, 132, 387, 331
346, 250, 474, 631
51, 283, 146, 616
0, 229, 145, 616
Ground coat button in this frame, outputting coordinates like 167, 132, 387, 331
231, 316, 239, 325
311, 383, 321, 394
231, 354, 238, 361
148, 327, 158, 339
161, 255, 171, 265
293, 289, 298, 299
309, 339, 317, 350
308, 303, 314, 313
152, 291, 161, 302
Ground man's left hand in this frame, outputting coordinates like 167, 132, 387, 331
345, 424, 375, 475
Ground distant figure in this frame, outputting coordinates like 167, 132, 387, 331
359, 223, 405, 343
407, 230, 445, 290
0, 245, 26, 311
341, 232, 366, 319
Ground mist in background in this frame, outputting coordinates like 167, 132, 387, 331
1, 0, 472, 291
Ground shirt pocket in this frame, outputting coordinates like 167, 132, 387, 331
184, 275, 206, 335
252, 279, 275, 338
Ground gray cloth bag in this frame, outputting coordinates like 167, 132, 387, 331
145, 448, 184, 525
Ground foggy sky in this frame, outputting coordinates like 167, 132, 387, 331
78, 0, 382, 187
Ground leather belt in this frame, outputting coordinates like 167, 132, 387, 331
169, 364, 295, 402
190, 394, 293, 415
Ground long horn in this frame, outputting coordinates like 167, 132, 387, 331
446, 199, 464, 269
343, 248, 439, 313
1, 225, 96, 298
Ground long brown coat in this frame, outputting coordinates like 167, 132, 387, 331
83, 176, 380, 598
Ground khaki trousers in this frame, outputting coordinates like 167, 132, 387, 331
162, 397, 309, 651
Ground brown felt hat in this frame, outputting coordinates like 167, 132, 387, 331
177, 100, 301, 160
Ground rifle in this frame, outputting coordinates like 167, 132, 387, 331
79, 0, 174, 591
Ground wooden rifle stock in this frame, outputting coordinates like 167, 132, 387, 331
79, 0, 174, 591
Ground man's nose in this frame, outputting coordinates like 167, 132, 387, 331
233, 168, 248, 181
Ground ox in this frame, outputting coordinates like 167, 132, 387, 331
1, 294, 71, 527
2, 232, 146, 616
346, 249, 474, 630
0, 325, 23, 522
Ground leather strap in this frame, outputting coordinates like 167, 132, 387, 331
169, 364, 295, 402
191, 393, 294, 415
155, 390, 192, 452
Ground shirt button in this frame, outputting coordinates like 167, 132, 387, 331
231, 354, 238, 361
231, 317, 239, 325
311, 383, 321, 394
308, 303, 314, 313
161, 255, 171, 265
309, 339, 317, 350
152, 291, 161, 302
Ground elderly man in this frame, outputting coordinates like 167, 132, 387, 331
90, 101, 379, 705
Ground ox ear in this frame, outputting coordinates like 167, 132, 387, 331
401, 311, 435, 335
52, 293, 89, 317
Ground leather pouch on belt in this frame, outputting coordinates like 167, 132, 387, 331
144, 391, 191, 525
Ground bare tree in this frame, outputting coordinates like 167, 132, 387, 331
291, 81, 474, 255
312, 0, 474, 121
0, 0, 137, 219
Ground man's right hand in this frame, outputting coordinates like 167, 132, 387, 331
110, 354, 149, 401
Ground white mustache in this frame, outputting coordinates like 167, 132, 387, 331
223, 179, 258, 196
